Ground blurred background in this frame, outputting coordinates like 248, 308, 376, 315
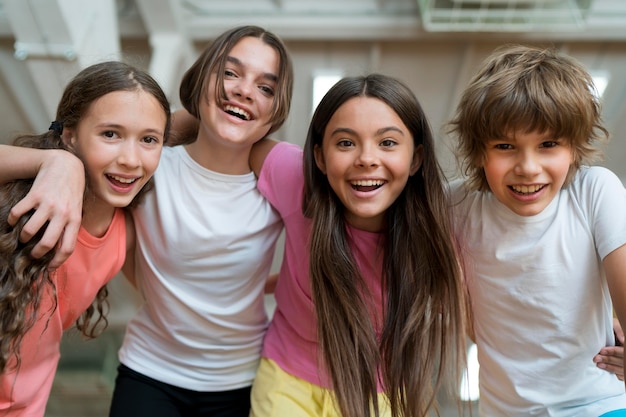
0, 0, 625, 415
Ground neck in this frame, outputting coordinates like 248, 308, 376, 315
81, 197, 116, 237
184, 136, 253, 175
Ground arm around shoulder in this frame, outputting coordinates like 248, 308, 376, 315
0, 145, 80, 183
169, 109, 200, 146
2, 145, 85, 268
250, 138, 280, 178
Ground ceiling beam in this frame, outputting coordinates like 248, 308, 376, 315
134, 0, 195, 108
3, 0, 120, 125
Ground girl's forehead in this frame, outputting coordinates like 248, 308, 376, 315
229, 37, 279, 68
79, 90, 166, 129
330, 97, 403, 127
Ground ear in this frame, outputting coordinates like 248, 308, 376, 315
61, 127, 77, 151
410, 144, 424, 176
314, 144, 327, 174
570, 147, 577, 165
474, 152, 486, 169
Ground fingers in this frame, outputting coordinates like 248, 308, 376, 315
594, 346, 625, 381
49, 222, 80, 269
614, 317, 624, 346
9, 191, 81, 267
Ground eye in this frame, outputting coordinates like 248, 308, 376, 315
259, 85, 275, 97
224, 69, 237, 78
337, 139, 354, 148
142, 135, 160, 145
103, 130, 118, 139
493, 143, 513, 150
380, 139, 397, 148
540, 140, 559, 148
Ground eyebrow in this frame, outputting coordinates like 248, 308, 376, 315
226, 56, 278, 83
96, 123, 164, 136
330, 126, 405, 136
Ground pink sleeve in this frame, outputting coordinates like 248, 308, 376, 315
257, 141, 305, 217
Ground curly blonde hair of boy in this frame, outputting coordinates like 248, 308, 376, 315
448, 44, 609, 191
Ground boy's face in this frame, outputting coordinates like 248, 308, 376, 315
481, 130, 574, 217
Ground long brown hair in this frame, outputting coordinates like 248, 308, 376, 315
303, 74, 467, 417
0, 61, 171, 374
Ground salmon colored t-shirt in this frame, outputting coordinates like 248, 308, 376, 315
0, 208, 126, 416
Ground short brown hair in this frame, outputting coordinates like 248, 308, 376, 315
448, 44, 608, 191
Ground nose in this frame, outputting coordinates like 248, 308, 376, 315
514, 150, 541, 177
118, 140, 141, 169
232, 77, 253, 101
355, 143, 379, 168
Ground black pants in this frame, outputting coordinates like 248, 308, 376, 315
108, 364, 252, 417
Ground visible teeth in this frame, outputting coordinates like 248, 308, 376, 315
224, 105, 250, 120
351, 179, 384, 187
109, 175, 136, 184
511, 184, 542, 194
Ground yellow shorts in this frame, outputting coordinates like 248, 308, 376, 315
250, 358, 390, 417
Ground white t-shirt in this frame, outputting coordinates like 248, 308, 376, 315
452, 166, 626, 417
118, 146, 282, 391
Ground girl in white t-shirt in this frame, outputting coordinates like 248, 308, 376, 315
4, 25, 293, 417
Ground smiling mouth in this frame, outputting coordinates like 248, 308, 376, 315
351, 179, 385, 192
107, 174, 138, 186
510, 184, 545, 195
224, 105, 251, 121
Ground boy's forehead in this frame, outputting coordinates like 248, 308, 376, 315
499, 128, 559, 140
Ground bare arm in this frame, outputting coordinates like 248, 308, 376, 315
264, 272, 279, 294
603, 244, 626, 387
169, 109, 200, 146
249, 138, 280, 178
0, 145, 85, 268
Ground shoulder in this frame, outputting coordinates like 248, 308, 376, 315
447, 177, 467, 203
262, 141, 303, 175
268, 141, 302, 161
569, 166, 624, 197
258, 141, 305, 210
447, 177, 484, 211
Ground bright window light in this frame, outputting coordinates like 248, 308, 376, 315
590, 70, 609, 99
312, 72, 343, 114
459, 342, 480, 402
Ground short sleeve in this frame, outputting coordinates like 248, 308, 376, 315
257, 141, 305, 218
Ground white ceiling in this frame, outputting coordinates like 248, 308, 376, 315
0, 0, 625, 178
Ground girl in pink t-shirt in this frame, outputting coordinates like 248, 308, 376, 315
0, 61, 169, 416
248, 74, 469, 417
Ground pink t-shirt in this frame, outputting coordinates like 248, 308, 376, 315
1, 208, 126, 416
258, 142, 385, 389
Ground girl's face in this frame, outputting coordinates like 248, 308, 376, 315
67, 90, 165, 211
314, 96, 422, 232
199, 36, 279, 149
482, 130, 574, 216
